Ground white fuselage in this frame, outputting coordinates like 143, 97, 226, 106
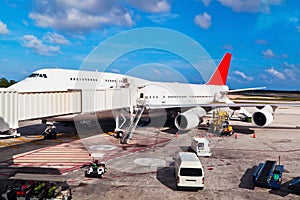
9, 69, 229, 110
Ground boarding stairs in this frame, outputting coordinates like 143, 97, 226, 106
120, 102, 145, 144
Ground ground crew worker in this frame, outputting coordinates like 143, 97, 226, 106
34, 182, 45, 195
273, 173, 279, 181
91, 160, 99, 170
16, 181, 27, 196
47, 183, 56, 198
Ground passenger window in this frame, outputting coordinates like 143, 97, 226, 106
43, 74, 47, 78
39, 74, 43, 77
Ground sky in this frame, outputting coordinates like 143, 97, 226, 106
0, 0, 299, 90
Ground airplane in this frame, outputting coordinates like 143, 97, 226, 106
7, 52, 293, 144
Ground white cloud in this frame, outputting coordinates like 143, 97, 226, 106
256, 39, 267, 45
0, 20, 9, 34
152, 68, 162, 75
284, 69, 295, 80
283, 62, 295, 68
201, 0, 212, 7
110, 68, 120, 73
29, 0, 135, 33
22, 70, 30, 75
233, 70, 253, 81
2, 58, 8, 62
289, 17, 298, 23
222, 44, 234, 50
126, 0, 171, 13
194, 12, 211, 29
217, 0, 283, 13
283, 62, 297, 80
22, 20, 29, 26
262, 49, 275, 58
43, 32, 70, 44
147, 13, 179, 24
22, 35, 61, 56
266, 67, 285, 79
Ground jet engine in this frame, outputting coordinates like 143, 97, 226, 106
252, 105, 274, 127
175, 107, 206, 130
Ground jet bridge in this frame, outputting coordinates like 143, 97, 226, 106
0, 88, 133, 135
0, 90, 82, 133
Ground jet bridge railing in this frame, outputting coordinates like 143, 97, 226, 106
0, 90, 18, 131
0, 87, 134, 132
0, 90, 82, 131
18, 90, 82, 121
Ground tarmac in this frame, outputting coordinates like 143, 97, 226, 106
0, 106, 300, 200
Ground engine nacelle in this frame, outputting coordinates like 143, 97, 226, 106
175, 107, 206, 130
252, 105, 274, 127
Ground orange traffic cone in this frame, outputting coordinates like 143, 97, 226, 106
235, 133, 238, 139
252, 133, 256, 138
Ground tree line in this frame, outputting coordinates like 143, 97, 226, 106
0, 78, 17, 88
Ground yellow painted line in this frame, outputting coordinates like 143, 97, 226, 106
15, 137, 31, 143
0, 141, 22, 148
0, 142, 11, 147
105, 132, 116, 136
25, 135, 44, 139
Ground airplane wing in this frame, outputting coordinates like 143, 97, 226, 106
145, 103, 300, 109
145, 102, 300, 129
220, 87, 266, 95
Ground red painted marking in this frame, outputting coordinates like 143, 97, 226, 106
207, 52, 232, 85
67, 179, 78, 183
207, 167, 214, 171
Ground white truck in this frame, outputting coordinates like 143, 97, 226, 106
174, 152, 205, 190
191, 137, 211, 157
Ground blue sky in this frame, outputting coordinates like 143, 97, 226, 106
0, 0, 299, 90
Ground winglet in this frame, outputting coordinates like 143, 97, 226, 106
206, 52, 232, 85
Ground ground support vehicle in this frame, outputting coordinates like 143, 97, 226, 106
288, 177, 300, 194
190, 137, 211, 157
253, 160, 284, 189
220, 121, 234, 136
83, 161, 107, 178
1, 173, 72, 200
174, 152, 204, 190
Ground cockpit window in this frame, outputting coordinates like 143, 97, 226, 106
28, 73, 48, 78
29, 73, 39, 78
